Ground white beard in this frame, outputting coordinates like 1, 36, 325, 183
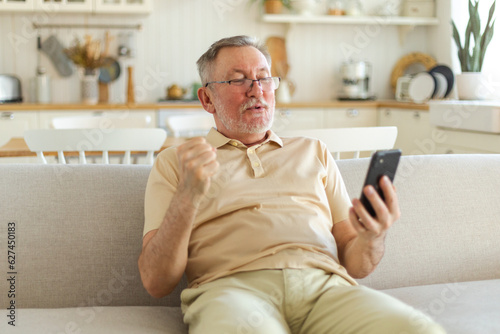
214, 97, 274, 134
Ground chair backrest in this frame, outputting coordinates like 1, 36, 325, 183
165, 113, 215, 137
278, 126, 398, 159
51, 114, 152, 129
24, 128, 167, 165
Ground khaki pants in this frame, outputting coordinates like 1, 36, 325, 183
181, 269, 446, 334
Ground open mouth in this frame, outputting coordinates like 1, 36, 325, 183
247, 104, 264, 111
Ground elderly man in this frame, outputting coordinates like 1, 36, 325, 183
138, 35, 444, 334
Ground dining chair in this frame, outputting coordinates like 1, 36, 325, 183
278, 126, 398, 159
24, 128, 167, 165
51, 114, 153, 129
165, 113, 215, 137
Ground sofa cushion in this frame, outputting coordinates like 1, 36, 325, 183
0, 306, 187, 334
383, 279, 500, 334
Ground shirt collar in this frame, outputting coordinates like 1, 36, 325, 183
206, 128, 283, 149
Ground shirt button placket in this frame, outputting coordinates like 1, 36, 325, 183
248, 147, 264, 177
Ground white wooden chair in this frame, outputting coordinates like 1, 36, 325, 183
165, 113, 215, 137
51, 114, 152, 129
278, 126, 398, 159
24, 128, 166, 165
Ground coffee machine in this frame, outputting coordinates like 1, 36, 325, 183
338, 60, 374, 100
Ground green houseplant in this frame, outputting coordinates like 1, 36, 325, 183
452, 0, 496, 72
451, 0, 496, 99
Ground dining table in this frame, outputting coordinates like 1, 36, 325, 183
0, 136, 188, 159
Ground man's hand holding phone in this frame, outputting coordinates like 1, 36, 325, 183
349, 150, 402, 242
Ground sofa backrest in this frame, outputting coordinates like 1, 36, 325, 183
340, 154, 500, 289
0, 164, 184, 309
1, 154, 500, 309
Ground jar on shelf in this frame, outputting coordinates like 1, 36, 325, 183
328, 0, 345, 15
345, 0, 363, 16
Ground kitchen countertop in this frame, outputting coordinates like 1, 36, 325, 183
0, 100, 430, 111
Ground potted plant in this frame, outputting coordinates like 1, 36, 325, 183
249, 0, 291, 14
451, 0, 496, 100
65, 36, 110, 105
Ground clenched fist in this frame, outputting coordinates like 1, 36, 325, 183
176, 137, 219, 202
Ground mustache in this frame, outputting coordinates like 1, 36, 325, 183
240, 97, 270, 111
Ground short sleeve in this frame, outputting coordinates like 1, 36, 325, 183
143, 148, 180, 237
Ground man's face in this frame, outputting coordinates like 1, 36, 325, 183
207, 46, 275, 139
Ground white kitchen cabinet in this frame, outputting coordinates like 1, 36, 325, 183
377, 107, 434, 155
272, 108, 325, 133
34, 0, 92, 13
0, 0, 34, 11
94, 0, 151, 14
38, 110, 157, 129
0, 111, 38, 163
433, 128, 500, 155
324, 107, 377, 128
273, 107, 376, 133
1, 0, 150, 13
0, 111, 38, 144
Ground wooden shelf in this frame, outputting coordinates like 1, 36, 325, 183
262, 14, 439, 26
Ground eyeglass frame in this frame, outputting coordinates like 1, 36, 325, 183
204, 77, 281, 91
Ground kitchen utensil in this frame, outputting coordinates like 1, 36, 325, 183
35, 67, 51, 103
127, 66, 135, 104
167, 84, 187, 100
40, 35, 74, 77
396, 72, 435, 103
118, 32, 135, 58
34, 36, 52, 103
98, 32, 121, 103
339, 60, 375, 100
430, 72, 447, 99
265, 37, 289, 78
429, 65, 454, 98
0, 74, 23, 103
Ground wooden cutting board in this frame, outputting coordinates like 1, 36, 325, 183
265, 36, 289, 79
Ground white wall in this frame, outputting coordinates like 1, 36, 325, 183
0, 0, 451, 104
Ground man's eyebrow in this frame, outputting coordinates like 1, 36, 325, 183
229, 68, 270, 76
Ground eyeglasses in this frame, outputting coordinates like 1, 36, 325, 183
205, 77, 281, 92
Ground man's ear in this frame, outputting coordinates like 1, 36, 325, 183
198, 87, 216, 114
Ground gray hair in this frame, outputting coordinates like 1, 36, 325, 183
196, 35, 272, 86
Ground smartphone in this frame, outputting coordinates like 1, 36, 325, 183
359, 149, 402, 217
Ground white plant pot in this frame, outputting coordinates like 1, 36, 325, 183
291, 0, 316, 15
455, 72, 491, 100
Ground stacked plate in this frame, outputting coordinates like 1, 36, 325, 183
396, 65, 454, 103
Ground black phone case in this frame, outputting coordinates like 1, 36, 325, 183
359, 149, 401, 217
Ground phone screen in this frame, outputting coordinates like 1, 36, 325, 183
359, 149, 401, 217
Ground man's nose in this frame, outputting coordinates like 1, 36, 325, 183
247, 79, 264, 98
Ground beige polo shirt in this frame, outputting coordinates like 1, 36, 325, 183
144, 128, 357, 287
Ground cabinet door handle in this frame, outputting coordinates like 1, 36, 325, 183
279, 109, 291, 117
346, 109, 359, 118
384, 109, 391, 117
413, 111, 421, 119
1, 112, 14, 120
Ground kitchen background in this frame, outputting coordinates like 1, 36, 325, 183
0, 0, 498, 104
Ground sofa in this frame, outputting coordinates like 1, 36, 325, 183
1, 154, 499, 334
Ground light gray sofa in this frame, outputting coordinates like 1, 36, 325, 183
1, 154, 499, 334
